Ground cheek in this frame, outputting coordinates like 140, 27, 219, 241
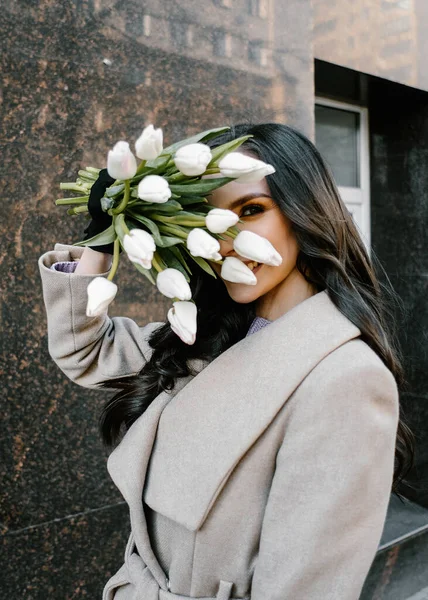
261, 219, 298, 268
277, 235, 299, 267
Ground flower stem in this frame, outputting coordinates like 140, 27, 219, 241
135, 159, 147, 175
110, 179, 130, 215
56, 196, 90, 205
222, 225, 240, 240
107, 238, 120, 281
67, 205, 89, 215
151, 254, 163, 273
60, 183, 90, 193
157, 223, 189, 239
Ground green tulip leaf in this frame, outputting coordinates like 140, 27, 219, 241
156, 246, 191, 281
126, 212, 164, 245
158, 235, 185, 248
207, 134, 253, 168
169, 177, 232, 196
127, 200, 183, 214
181, 245, 217, 278
161, 126, 230, 158
72, 223, 115, 247
142, 153, 172, 172
175, 196, 208, 206
168, 245, 193, 275
132, 262, 156, 285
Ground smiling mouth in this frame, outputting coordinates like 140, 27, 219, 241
212, 259, 263, 278
246, 261, 260, 272
252, 263, 262, 275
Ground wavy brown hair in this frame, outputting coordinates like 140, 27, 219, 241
97, 122, 415, 499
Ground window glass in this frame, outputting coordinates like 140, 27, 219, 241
315, 105, 360, 187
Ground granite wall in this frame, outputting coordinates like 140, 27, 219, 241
368, 77, 428, 507
313, 0, 428, 93
316, 58, 428, 508
1, 1, 313, 597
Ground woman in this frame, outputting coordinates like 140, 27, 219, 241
38, 123, 414, 600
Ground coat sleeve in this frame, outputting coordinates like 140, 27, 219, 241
250, 357, 399, 600
38, 242, 164, 390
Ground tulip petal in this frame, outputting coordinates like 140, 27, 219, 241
156, 268, 192, 301
138, 174, 171, 203
233, 230, 282, 266
186, 228, 222, 261
174, 143, 212, 176
123, 228, 156, 269
205, 208, 240, 233
135, 124, 163, 160
220, 256, 258, 285
86, 277, 118, 316
167, 301, 197, 345
107, 141, 138, 180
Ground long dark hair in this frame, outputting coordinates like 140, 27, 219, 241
97, 122, 415, 498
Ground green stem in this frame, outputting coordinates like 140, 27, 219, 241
112, 213, 130, 240
78, 170, 97, 180
221, 225, 240, 240
135, 159, 147, 175
152, 213, 206, 227
56, 196, 90, 205
107, 238, 120, 281
157, 223, 189, 239
151, 254, 163, 273
67, 205, 88, 215
60, 183, 90, 193
110, 179, 131, 215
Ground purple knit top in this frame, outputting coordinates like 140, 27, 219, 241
50, 261, 272, 337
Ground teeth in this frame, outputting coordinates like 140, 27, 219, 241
246, 261, 259, 271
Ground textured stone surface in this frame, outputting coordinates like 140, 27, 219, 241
369, 77, 428, 507
313, 0, 428, 92
1, 502, 129, 600
361, 528, 428, 600
1, 0, 313, 597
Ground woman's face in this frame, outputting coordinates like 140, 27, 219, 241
205, 167, 302, 310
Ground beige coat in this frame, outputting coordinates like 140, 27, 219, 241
38, 243, 400, 600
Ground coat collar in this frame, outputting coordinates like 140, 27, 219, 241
107, 290, 360, 575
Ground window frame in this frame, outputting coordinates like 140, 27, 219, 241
314, 96, 371, 254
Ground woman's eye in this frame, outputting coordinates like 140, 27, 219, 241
240, 204, 264, 217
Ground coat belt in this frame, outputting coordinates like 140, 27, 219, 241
103, 533, 245, 600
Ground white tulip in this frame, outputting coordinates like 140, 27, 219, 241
186, 228, 222, 261
220, 257, 258, 285
174, 143, 212, 176
123, 228, 156, 269
167, 301, 197, 345
205, 208, 240, 233
218, 151, 275, 183
107, 141, 138, 180
86, 277, 118, 317
156, 268, 192, 301
233, 230, 282, 266
135, 124, 163, 160
138, 175, 172, 203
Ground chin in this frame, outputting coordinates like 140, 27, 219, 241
224, 282, 263, 304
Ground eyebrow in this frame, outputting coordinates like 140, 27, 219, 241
227, 193, 273, 210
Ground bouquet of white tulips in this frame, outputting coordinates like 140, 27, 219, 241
56, 125, 281, 345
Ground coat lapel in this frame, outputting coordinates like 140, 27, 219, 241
107, 290, 361, 577
106, 373, 197, 589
